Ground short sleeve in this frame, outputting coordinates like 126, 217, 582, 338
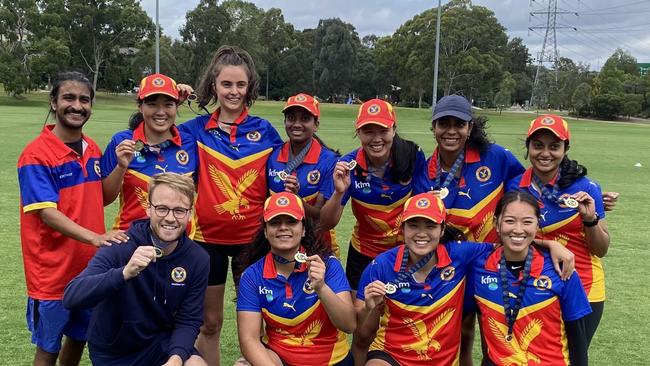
322, 157, 351, 205
505, 174, 523, 193
318, 154, 337, 196
560, 272, 592, 322
412, 149, 431, 195
324, 256, 351, 294
100, 136, 119, 178
18, 156, 59, 212
587, 179, 606, 219
236, 268, 262, 312
356, 259, 383, 301
501, 146, 525, 185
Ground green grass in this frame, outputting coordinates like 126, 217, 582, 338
1, 92, 649, 364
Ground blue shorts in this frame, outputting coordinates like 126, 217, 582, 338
26, 297, 92, 353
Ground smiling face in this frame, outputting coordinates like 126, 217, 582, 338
50, 81, 92, 130
147, 184, 192, 243
264, 215, 305, 254
527, 130, 567, 178
139, 94, 178, 137
284, 107, 319, 146
357, 124, 396, 162
403, 217, 443, 260
214, 65, 249, 115
432, 116, 472, 155
496, 200, 539, 261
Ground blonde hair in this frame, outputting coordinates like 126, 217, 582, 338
148, 173, 195, 205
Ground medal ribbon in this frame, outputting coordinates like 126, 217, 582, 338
532, 171, 562, 204
283, 139, 313, 175
272, 253, 301, 270
434, 149, 465, 190
499, 246, 534, 339
391, 247, 436, 286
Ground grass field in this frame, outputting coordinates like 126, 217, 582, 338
1, 92, 649, 365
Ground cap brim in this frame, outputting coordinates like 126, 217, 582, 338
356, 120, 395, 129
528, 126, 568, 140
432, 110, 472, 122
282, 104, 319, 117
138, 91, 179, 101
402, 213, 444, 224
263, 211, 304, 222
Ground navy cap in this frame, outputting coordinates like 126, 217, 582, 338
432, 95, 472, 122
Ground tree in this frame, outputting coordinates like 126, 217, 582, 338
504, 37, 530, 75
592, 94, 622, 119
0, 0, 40, 94
494, 71, 515, 113
602, 48, 639, 76
571, 82, 591, 116
621, 94, 643, 119
312, 18, 360, 101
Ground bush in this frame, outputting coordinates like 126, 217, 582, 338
592, 93, 622, 119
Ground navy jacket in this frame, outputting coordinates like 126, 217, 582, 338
63, 219, 209, 363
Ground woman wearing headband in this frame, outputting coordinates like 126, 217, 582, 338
234, 192, 355, 366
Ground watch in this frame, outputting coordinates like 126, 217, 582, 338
583, 213, 600, 227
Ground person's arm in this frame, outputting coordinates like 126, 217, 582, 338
102, 139, 136, 205
237, 311, 279, 366
167, 256, 210, 364
319, 161, 351, 230
573, 189, 610, 257
355, 280, 386, 328
533, 239, 575, 280
39, 207, 128, 247
308, 255, 356, 333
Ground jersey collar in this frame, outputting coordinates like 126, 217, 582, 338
276, 138, 322, 164
42, 124, 91, 159
392, 244, 452, 273
519, 167, 559, 188
262, 250, 308, 279
484, 246, 544, 278
132, 122, 182, 147
427, 146, 479, 180
205, 107, 249, 130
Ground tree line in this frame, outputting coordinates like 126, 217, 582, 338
1, 0, 648, 118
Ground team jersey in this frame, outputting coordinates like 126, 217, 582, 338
179, 108, 282, 245
414, 144, 524, 243
267, 139, 339, 255
17, 125, 104, 299
508, 168, 607, 302
323, 148, 427, 258
473, 246, 591, 366
100, 123, 197, 230
237, 253, 351, 366
357, 242, 493, 365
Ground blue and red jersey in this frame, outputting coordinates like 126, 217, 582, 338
267, 139, 339, 255
17, 125, 104, 299
414, 144, 524, 243
100, 123, 197, 230
179, 108, 282, 245
323, 148, 427, 258
237, 254, 351, 366
357, 242, 493, 365
508, 168, 607, 302
473, 246, 591, 366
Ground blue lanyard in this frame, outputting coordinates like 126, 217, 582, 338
499, 246, 533, 341
434, 149, 465, 190
390, 247, 436, 287
284, 139, 312, 175
532, 171, 562, 204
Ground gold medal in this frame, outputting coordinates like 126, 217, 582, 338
347, 160, 357, 170
439, 187, 449, 200
384, 283, 397, 294
134, 140, 145, 152
278, 171, 289, 181
154, 247, 164, 258
294, 252, 308, 263
564, 197, 579, 209
187, 93, 198, 102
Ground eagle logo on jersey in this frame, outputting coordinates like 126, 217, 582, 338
277, 320, 323, 346
135, 186, 149, 211
307, 170, 320, 185
176, 150, 189, 165
171, 267, 186, 283
553, 233, 570, 247
366, 213, 402, 246
488, 317, 543, 365
440, 266, 455, 281
246, 131, 261, 142
209, 165, 258, 220
476, 166, 491, 182
401, 309, 455, 360
94, 160, 101, 176
533, 275, 552, 291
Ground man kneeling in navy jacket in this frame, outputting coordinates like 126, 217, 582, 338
64, 172, 209, 366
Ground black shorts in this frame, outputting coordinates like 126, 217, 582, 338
345, 244, 375, 292
366, 350, 399, 366
197, 242, 249, 286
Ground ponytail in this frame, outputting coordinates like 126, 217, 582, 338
390, 133, 420, 184
128, 112, 144, 130
557, 155, 587, 189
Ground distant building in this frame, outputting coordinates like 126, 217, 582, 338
639, 63, 650, 76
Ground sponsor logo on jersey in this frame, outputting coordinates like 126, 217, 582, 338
481, 275, 498, 285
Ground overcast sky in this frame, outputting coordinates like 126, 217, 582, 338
141, 0, 650, 71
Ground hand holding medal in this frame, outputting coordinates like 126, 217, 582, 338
570, 191, 598, 223
305, 254, 326, 292
363, 280, 388, 311
122, 246, 157, 280
332, 160, 353, 193
114, 139, 138, 168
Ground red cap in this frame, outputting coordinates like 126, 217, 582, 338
527, 115, 570, 141
138, 73, 179, 101
355, 99, 396, 129
402, 192, 446, 224
283, 93, 320, 118
263, 192, 305, 222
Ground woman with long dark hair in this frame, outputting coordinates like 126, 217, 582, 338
235, 192, 355, 366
